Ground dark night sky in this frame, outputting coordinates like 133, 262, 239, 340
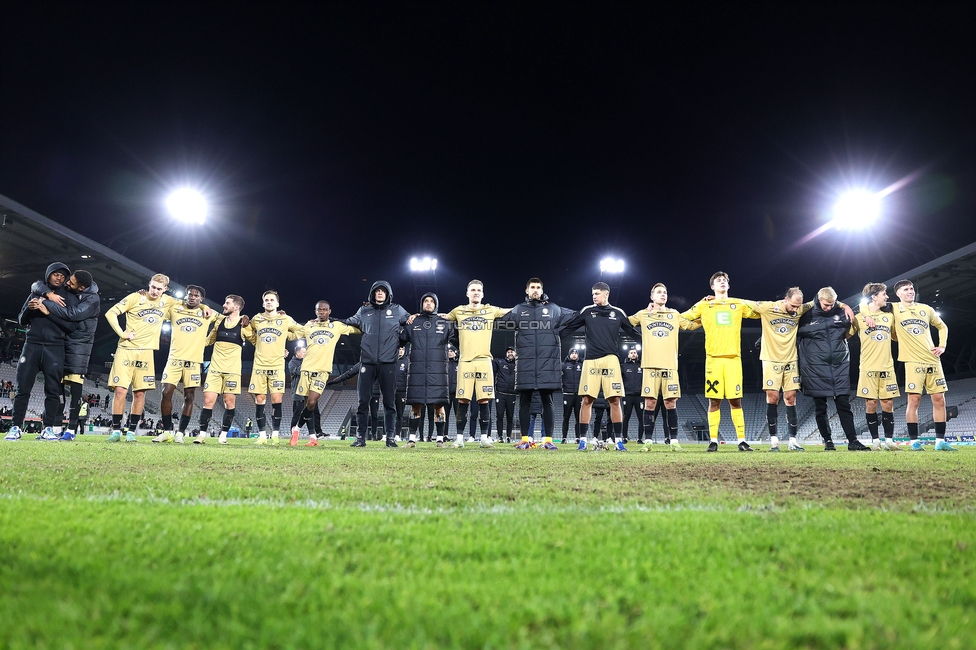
3, 3, 974, 320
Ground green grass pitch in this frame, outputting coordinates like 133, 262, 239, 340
1, 436, 974, 649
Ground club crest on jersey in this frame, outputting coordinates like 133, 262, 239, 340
730, 304, 737, 309
276, 319, 282, 326
480, 309, 486, 315
542, 308, 548, 315
609, 312, 616, 319
667, 313, 673, 319
387, 310, 393, 316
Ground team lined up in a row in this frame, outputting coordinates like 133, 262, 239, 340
5, 264, 953, 452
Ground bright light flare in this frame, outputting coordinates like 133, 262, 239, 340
166, 188, 208, 224
600, 258, 625, 273
409, 256, 438, 272
831, 190, 881, 230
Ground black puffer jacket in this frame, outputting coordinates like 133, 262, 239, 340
19, 262, 79, 346
498, 294, 577, 391
400, 293, 453, 405
492, 354, 517, 395
561, 350, 583, 394
797, 302, 854, 397
622, 356, 642, 396
343, 280, 410, 364
447, 345, 459, 395
37, 279, 101, 374
395, 355, 409, 394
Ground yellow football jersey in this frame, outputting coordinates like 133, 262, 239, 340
853, 309, 895, 370
445, 304, 508, 362
207, 316, 253, 375
299, 319, 360, 374
628, 308, 700, 370
749, 301, 810, 363
165, 302, 219, 362
248, 312, 302, 368
681, 298, 755, 358
105, 292, 176, 350
891, 302, 948, 364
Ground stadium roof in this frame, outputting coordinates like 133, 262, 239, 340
0, 193, 172, 308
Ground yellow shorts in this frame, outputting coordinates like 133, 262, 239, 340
704, 357, 743, 399
249, 366, 286, 395
295, 370, 329, 397
904, 362, 947, 395
579, 355, 624, 399
762, 360, 801, 393
641, 368, 680, 399
108, 349, 156, 391
63, 373, 85, 385
161, 357, 202, 388
857, 366, 899, 400
457, 358, 494, 400
204, 371, 242, 395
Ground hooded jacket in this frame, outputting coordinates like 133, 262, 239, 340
447, 344, 459, 395
343, 280, 410, 364
797, 302, 854, 397
561, 350, 584, 394
18, 262, 79, 347
35, 279, 101, 374
492, 352, 517, 395
400, 292, 454, 405
622, 355, 643, 396
498, 293, 577, 391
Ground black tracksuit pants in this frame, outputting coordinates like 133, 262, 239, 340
12, 342, 65, 428
356, 363, 397, 440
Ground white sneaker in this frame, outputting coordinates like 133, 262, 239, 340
885, 440, 901, 451
270, 431, 280, 446
193, 432, 206, 444
254, 432, 268, 445
174, 431, 185, 444
479, 438, 494, 448
453, 438, 465, 448
218, 432, 228, 445
152, 431, 175, 443
871, 439, 882, 451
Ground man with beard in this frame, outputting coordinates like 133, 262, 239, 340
342, 281, 411, 447
498, 278, 577, 450
29, 270, 100, 442
198, 295, 252, 444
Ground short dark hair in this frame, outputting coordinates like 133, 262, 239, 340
263, 290, 280, 301
592, 282, 610, 291
72, 270, 93, 289
316, 300, 330, 309
893, 279, 914, 294
526, 277, 543, 288
709, 271, 729, 287
226, 295, 245, 309
186, 284, 206, 299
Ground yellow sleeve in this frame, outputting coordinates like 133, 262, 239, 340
206, 316, 223, 346
341, 323, 361, 336
932, 313, 948, 348
445, 307, 459, 322
286, 317, 302, 341
628, 311, 642, 327
741, 300, 758, 319
679, 315, 702, 331
797, 302, 812, 317
680, 300, 703, 321
105, 294, 132, 337
244, 320, 257, 345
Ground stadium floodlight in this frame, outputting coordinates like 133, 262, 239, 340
174, 290, 184, 299
831, 190, 881, 230
409, 256, 438, 272
162, 323, 171, 333
600, 257, 625, 273
166, 188, 208, 225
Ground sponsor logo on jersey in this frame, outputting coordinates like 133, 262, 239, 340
611, 383, 622, 390
886, 384, 898, 392
667, 384, 679, 392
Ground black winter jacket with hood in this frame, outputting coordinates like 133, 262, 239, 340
561, 350, 583, 394
19, 262, 79, 347
343, 280, 410, 364
622, 356, 643, 396
35, 278, 101, 374
498, 293, 577, 391
400, 292, 454, 405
